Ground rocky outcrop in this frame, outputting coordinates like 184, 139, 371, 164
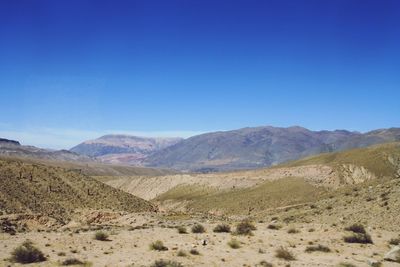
384, 246, 400, 262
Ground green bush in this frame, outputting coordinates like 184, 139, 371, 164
150, 240, 168, 251
191, 223, 206, 233
213, 224, 231, 233
11, 240, 46, 264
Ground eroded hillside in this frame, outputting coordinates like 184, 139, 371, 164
0, 158, 157, 223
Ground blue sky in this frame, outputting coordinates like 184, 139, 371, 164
1, 0, 399, 149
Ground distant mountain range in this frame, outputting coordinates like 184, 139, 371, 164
69, 126, 400, 172
70, 135, 182, 165
2, 126, 400, 172
0, 138, 92, 162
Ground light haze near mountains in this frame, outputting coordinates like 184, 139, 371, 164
1, 1, 399, 149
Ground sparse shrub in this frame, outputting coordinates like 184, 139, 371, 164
275, 247, 295, 261
189, 248, 200, 255
337, 263, 356, 267
227, 239, 241, 249
150, 240, 168, 251
343, 223, 372, 244
267, 224, 282, 230
258, 260, 273, 267
177, 250, 187, 257
213, 224, 231, 233
287, 228, 300, 234
94, 231, 109, 241
61, 258, 86, 265
11, 240, 46, 264
57, 251, 66, 256
344, 233, 373, 244
389, 238, 400, 245
150, 259, 183, 267
177, 226, 187, 234
344, 223, 366, 234
305, 244, 331, 253
236, 221, 256, 235
191, 223, 205, 233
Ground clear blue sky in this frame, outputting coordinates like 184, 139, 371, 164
1, 0, 399, 149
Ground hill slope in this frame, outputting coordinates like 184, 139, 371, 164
0, 158, 157, 223
104, 142, 400, 217
0, 138, 92, 163
144, 126, 400, 171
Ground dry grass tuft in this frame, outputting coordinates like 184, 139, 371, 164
275, 247, 295, 261
191, 224, 206, 233
150, 241, 168, 251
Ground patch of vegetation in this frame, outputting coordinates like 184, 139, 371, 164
305, 244, 331, 253
11, 240, 46, 264
150, 240, 168, 251
177, 250, 187, 257
227, 239, 241, 249
61, 258, 91, 266
287, 227, 300, 234
191, 223, 206, 233
150, 259, 183, 267
275, 247, 295, 261
213, 223, 231, 233
94, 231, 109, 241
235, 221, 256, 235
258, 260, 273, 267
337, 263, 357, 267
176, 226, 187, 234
343, 223, 373, 244
189, 248, 200, 255
267, 224, 282, 230
389, 238, 400, 245
344, 233, 373, 244
344, 223, 366, 234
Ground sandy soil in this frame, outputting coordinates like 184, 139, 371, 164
1, 213, 399, 267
